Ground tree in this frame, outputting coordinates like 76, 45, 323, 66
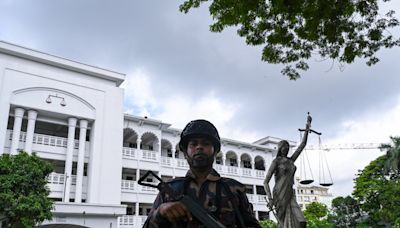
259, 219, 277, 228
180, 0, 400, 80
353, 155, 400, 226
380, 136, 400, 173
0, 151, 53, 227
304, 202, 334, 228
328, 195, 363, 227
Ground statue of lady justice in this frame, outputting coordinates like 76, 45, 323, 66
264, 114, 312, 228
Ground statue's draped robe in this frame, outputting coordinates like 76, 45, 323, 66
273, 158, 305, 228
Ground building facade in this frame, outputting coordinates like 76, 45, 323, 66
0, 41, 296, 227
295, 178, 334, 211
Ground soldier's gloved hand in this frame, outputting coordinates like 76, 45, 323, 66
159, 201, 193, 223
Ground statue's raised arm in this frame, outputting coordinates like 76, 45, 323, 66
290, 114, 312, 162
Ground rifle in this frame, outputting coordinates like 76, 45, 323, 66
138, 171, 226, 228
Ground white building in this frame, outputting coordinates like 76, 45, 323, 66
295, 178, 334, 211
0, 41, 291, 227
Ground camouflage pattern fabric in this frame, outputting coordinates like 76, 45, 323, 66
143, 169, 261, 228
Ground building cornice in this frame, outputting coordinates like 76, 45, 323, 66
0, 41, 125, 86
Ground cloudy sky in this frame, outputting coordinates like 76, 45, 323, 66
1, 0, 399, 197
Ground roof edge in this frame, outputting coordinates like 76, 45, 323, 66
0, 41, 125, 86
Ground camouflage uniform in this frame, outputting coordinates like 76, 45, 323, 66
144, 169, 261, 228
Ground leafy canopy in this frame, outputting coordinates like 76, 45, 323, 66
353, 154, 400, 226
259, 219, 278, 228
180, 0, 400, 79
0, 151, 53, 227
380, 136, 400, 173
328, 196, 363, 228
304, 202, 334, 228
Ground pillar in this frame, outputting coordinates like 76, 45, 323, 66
171, 147, 176, 158
24, 110, 38, 154
136, 169, 140, 181
137, 138, 141, 150
75, 119, 88, 203
64, 117, 77, 202
135, 202, 140, 216
10, 108, 25, 155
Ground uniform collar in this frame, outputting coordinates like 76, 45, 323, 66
185, 168, 221, 182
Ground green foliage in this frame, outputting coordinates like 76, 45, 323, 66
394, 217, 400, 228
304, 202, 334, 228
304, 202, 328, 219
259, 219, 277, 228
328, 195, 363, 227
380, 136, 400, 173
180, 0, 400, 80
0, 151, 53, 227
353, 154, 400, 226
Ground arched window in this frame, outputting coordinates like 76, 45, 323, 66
123, 128, 138, 148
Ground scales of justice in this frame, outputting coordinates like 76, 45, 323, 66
297, 112, 333, 187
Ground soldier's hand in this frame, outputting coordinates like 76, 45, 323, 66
159, 201, 193, 223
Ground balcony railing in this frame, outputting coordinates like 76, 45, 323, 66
257, 195, 267, 203
47, 172, 66, 184
47, 173, 78, 185
7, 130, 80, 149
161, 156, 172, 166
141, 150, 157, 161
121, 180, 136, 190
242, 168, 252, 176
118, 215, 147, 227
123, 147, 136, 158
118, 215, 134, 226
176, 158, 189, 168
120, 180, 158, 193
256, 170, 266, 178
227, 166, 239, 175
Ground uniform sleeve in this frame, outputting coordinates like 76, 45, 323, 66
237, 190, 262, 228
143, 193, 171, 228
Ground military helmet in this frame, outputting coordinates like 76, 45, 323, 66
179, 119, 221, 152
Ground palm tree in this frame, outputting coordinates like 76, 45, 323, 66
380, 136, 400, 173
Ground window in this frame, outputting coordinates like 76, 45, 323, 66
126, 176, 134, 181
243, 160, 251, 168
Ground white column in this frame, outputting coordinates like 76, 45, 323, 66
172, 148, 176, 158
64, 117, 77, 202
136, 169, 140, 181
75, 119, 88, 203
222, 153, 226, 165
135, 202, 139, 216
10, 108, 25, 155
24, 110, 38, 154
137, 138, 141, 148
137, 138, 141, 158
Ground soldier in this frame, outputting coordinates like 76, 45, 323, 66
144, 119, 261, 228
